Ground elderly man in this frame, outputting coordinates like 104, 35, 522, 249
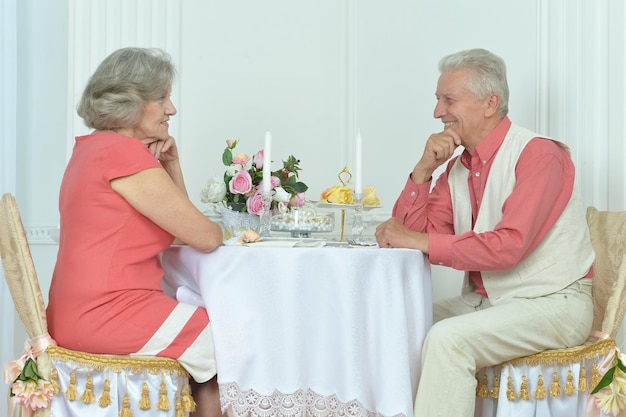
375, 48, 594, 416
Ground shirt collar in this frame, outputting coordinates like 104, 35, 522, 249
460, 117, 512, 168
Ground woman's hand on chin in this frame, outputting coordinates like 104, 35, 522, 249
147, 136, 179, 162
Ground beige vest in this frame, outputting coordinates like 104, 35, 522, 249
448, 123, 594, 304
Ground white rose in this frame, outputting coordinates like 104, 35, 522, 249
273, 186, 291, 203
225, 165, 242, 176
200, 177, 227, 203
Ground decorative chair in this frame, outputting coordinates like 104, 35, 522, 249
475, 206, 626, 417
0, 193, 194, 417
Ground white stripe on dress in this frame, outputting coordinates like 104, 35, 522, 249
133, 302, 217, 382
133, 303, 197, 355
178, 325, 217, 383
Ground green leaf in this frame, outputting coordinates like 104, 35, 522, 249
293, 182, 308, 193
15, 358, 42, 382
617, 355, 626, 373
283, 176, 296, 187
591, 365, 617, 394
222, 148, 233, 166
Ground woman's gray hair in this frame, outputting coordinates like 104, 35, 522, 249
77, 47, 176, 130
439, 48, 509, 117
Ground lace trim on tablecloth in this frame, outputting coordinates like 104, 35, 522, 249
220, 382, 405, 417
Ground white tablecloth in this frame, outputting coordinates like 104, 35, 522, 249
161, 245, 432, 417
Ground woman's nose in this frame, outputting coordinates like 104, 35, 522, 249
167, 99, 177, 116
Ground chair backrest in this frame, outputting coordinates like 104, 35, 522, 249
586, 206, 626, 338
0, 193, 49, 340
1, 193, 192, 417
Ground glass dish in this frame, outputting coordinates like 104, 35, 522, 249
314, 202, 382, 211
271, 209, 335, 238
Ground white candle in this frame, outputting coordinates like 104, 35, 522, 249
263, 131, 272, 192
355, 130, 362, 194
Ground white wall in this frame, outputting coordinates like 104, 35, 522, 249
177, 0, 539, 215
3, 0, 626, 407
1, 0, 17, 414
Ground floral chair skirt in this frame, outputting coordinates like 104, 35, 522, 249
46, 346, 193, 417
475, 339, 615, 417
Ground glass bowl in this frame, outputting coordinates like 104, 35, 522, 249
271, 207, 335, 238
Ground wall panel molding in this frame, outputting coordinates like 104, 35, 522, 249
340, 0, 358, 171
536, 0, 618, 210
26, 227, 59, 245
66, 0, 182, 162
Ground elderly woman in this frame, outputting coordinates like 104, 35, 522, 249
47, 47, 223, 417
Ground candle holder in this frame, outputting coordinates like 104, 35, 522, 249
259, 190, 272, 237
317, 167, 381, 245
351, 192, 365, 243
337, 167, 352, 242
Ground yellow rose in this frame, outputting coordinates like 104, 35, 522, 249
363, 186, 381, 206
320, 185, 354, 204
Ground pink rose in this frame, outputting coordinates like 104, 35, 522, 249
226, 139, 237, 149
289, 192, 306, 208
253, 150, 264, 168
258, 176, 280, 192
229, 170, 253, 194
246, 191, 265, 215
232, 153, 250, 166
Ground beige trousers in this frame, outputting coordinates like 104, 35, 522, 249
413, 279, 592, 417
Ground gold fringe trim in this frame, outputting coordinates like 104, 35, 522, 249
181, 381, 196, 412
519, 376, 530, 400
47, 345, 189, 377
99, 378, 112, 408
66, 369, 77, 401
50, 367, 59, 395
578, 365, 588, 392
477, 338, 616, 402
176, 396, 185, 417
505, 338, 614, 367
590, 361, 602, 390
139, 381, 151, 410
564, 369, 575, 396
477, 372, 489, 398
158, 380, 171, 411
549, 371, 561, 397
506, 376, 517, 400
119, 393, 133, 417
81, 372, 96, 404
534, 374, 546, 400
489, 374, 500, 398
48, 345, 192, 413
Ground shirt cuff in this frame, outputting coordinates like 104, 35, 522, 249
428, 233, 455, 267
399, 175, 431, 205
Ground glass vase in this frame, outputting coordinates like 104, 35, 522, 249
220, 208, 260, 240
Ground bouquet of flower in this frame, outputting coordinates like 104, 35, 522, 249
590, 348, 626, 416
6, 356, 55, 411
201, 139, 309, 214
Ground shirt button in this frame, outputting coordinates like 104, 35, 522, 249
438, 262, 444, 265
474, 172, 480, 177
410, 191, 416, 196
482, 160, 487, 165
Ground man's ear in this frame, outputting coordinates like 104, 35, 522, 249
484, 94, 500, 117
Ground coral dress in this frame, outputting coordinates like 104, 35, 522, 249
47, 131, 216, 382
